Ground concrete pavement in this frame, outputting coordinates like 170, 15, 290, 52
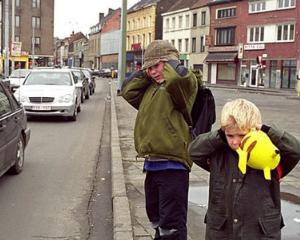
110, 79, 300, 240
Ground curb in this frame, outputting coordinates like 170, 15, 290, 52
110, 81, 134, 240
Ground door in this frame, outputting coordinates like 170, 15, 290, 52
0, 84, 15, 172
249, 65, 258, 87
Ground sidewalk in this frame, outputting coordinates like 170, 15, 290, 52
110, 80, 300, 240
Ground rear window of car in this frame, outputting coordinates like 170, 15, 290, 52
0, 85, 12, 116
24, 72, 72, 86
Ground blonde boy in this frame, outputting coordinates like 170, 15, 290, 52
189, 98, 300, 240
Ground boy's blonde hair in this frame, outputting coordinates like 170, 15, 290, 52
221, 98, 262, 131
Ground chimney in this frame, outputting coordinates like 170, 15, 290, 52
108, 8, 114, 15
99, 12, 104, 24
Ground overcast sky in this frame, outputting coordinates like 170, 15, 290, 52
54, 0, 140, 38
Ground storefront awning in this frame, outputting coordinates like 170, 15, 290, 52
205, 52, 238, 63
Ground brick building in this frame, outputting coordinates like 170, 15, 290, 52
0, 0, 54, 71
205, 0, 298, 90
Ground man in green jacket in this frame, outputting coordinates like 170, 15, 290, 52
122, 40, 198, 240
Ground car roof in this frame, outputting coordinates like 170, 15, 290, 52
30, 68, 73, 73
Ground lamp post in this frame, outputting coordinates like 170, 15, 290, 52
117, 0, 127, 93
4, 0, 9, 78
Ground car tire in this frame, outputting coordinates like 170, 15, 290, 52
69, 105, 78, 121
85, 90, 90, 99
9, 136, 25, 175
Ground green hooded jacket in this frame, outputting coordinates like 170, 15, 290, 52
122, 61, 198, 170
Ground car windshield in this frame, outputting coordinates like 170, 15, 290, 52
24, 72, 72, 86
10, 69, 30, 78
82, 70, 91, 78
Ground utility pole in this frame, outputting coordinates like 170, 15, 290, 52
4, 0, 9, 78
117, 0, 127, 93
32, 25, 35, 68
11, 0, 15, 71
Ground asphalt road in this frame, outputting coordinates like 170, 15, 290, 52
0, 79, 112, 240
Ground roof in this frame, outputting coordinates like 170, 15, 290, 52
68, 32, 87, 44
204, 52, 238, 63
166, 0, 199, 12
207, 0, 242, 6
191, 0, 211, 9
128, 0, 159, 13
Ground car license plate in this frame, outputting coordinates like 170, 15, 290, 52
32, 106, 51, 111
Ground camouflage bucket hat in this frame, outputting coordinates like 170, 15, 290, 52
142, 40, 179, 69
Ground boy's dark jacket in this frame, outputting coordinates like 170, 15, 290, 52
188, 126, 300, 240
121, 61, 198, 170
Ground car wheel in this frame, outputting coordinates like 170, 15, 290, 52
69, 105, 78, 121
9, 136, 25, 174
85, 90, 90, 99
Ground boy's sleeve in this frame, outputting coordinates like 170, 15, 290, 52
121, 70, 151, 110
164, 61, 198, 114
265, 125, 300, 178
188, 130, 227, 171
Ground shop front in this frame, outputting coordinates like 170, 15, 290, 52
205, 51, 239, 85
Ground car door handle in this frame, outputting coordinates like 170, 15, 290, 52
14, 116, 21, 121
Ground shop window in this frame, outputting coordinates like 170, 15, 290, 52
216, 27, 235, 46
281, 60, 296, 89
217, 64, 236, 81
269, 60, 277, 88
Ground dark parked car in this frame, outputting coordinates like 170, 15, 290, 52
71, 69, 89, 103
0, 80, 30, 177
81, 68, 96, 95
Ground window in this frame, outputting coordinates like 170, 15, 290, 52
192, 38, 196, 52
200, 36, 205, 52
32, 0, 40, 8
148, 16, 152, 27
278, 0, 296, 9
171, 39, 175, 46
248, 26, 264, 42
277, 24, 294, 41
148, 33, 152, 44
128, 21, 131, 31
216, 27, 235, 45
172, 17, 176, 29
193, 13, 197, 27
217, 8, 236, 19
185, 38, 189, 52
249, 1, 266, 13
15, 0, 20, 7
185, 15, 190, 28
143, 17, 146, 28
32, 16, 41, 29
33, 37, 41, 47
217, 64, 236, 81
165, 18, 170, 30
201, 11, 206, 25
15, 16, 20, 27
179, 16, 183, 28
0, 86, 12, 117
15, 36, 20, 42
178, 39, 182, 52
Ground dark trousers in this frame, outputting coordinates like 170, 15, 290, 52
144, 170, 189, 240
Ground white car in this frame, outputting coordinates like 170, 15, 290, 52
14, 69, 82, 121
8, 69, 31, 91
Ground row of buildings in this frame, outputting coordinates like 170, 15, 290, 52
1, 0, 299, 90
